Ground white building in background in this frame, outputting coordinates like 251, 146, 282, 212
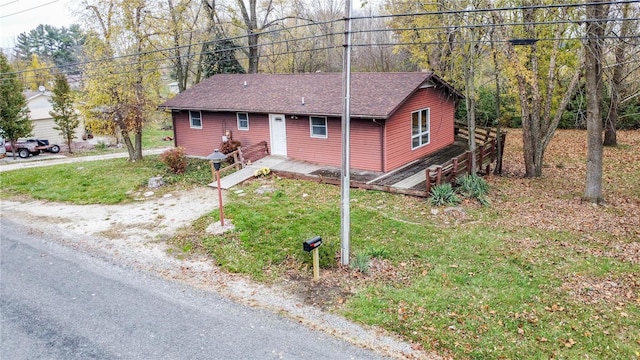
25, 88, 84, 145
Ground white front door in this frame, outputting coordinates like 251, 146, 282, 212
269, 114, 287, 157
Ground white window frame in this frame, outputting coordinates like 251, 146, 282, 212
237, 112, 249, 130
189, 110, 202, 129
309, 116, 328, 139
411, 108, 430, 149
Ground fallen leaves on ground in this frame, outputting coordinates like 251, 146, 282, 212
490, 129, 640, 264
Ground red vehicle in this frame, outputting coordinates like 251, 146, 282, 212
4, 139, 61, 158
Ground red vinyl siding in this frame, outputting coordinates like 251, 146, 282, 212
384, 87, 455, 172
287, 116, 383, 172
174, 111, 270, 157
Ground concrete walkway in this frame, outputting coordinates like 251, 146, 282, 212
210, 156, 324, 189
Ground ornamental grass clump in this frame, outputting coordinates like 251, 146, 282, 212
457, 174, 491, 206
428, 183, 460, 206
350, 252, 371, 274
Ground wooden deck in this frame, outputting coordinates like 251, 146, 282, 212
368, 142, 468, 188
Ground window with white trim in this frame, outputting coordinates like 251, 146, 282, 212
411, 108, 430, 149
189, 110, 202, 129
310, 116, 327, 138
237, 112, 249, 130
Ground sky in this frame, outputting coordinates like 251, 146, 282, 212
0, 0, 76, 51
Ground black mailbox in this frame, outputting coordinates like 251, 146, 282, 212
303, 236, 322, 252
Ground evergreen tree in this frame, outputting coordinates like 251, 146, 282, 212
50, 73, 79, 153
202, 37, 245, 78
13, 24, 85, 75
0, 53, 33, 159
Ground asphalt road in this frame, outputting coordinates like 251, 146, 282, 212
0, 218, 385, 360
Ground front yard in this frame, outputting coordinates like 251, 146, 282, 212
1, 129, 638, 359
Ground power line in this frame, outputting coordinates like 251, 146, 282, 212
0, 0, 19, 7
4, 11, 639, 80
361, 0, 640, 21
8, 30, 640, 84
0, 0, 59, 18
1, 3, 639, 81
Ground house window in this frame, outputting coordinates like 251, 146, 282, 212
310, 116, 327, 138
189, 110, 202, 129
237, 112, 249, 130
411, 108, 430, 149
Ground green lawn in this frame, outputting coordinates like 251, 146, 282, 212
175, 177, 639, 359
0, 156, 211, 204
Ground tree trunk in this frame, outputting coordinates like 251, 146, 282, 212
583, 0, 606, 204
603, 3, 630, 147
465, 33, 477, 174
604, 68, 620, 147
491, 35, 503, 175
122, 128, 137, 161
10, 139, 17, 160
134, 131, 143, 161
247, 32, 259, 74
66, 135, 73, 154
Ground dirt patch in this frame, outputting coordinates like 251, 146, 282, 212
282, 258, 426, 312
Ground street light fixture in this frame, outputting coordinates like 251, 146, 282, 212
207, 149, 227, 227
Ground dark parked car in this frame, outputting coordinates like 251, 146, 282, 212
4, 139, 61, 158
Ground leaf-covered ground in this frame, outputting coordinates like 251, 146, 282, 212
493, 129, 640, 263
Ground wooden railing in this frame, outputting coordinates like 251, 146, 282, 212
455, 121, 499, 146
425, 129, 506, 194
211, 141, 270, 180
241, 141, 270, 163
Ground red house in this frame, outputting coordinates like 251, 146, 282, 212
159, 72, 463, 173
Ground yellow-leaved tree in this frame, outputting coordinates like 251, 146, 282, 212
79, 0, 160, 161
498, 0, 583, 177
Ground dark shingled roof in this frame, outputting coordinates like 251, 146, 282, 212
159, 72, 462, 119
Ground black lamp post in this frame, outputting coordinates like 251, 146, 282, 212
207, 149, 227, 226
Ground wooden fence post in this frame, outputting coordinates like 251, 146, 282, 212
425, 168, 432, 194
435, 166, 443, 185
478, 145, 485, 173
466, 151, 472, 176
237, 146, 245, 168
451, 158, 459, 182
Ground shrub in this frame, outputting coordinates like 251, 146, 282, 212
428, 183, 460, 206
161, 147, 187, 174
219, 130, 242, 162
94, 141, 108, 150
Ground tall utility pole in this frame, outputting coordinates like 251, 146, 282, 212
340, 0, 353, 266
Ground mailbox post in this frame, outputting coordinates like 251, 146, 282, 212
303, 236, 322, 280
207, 149, 227, 227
